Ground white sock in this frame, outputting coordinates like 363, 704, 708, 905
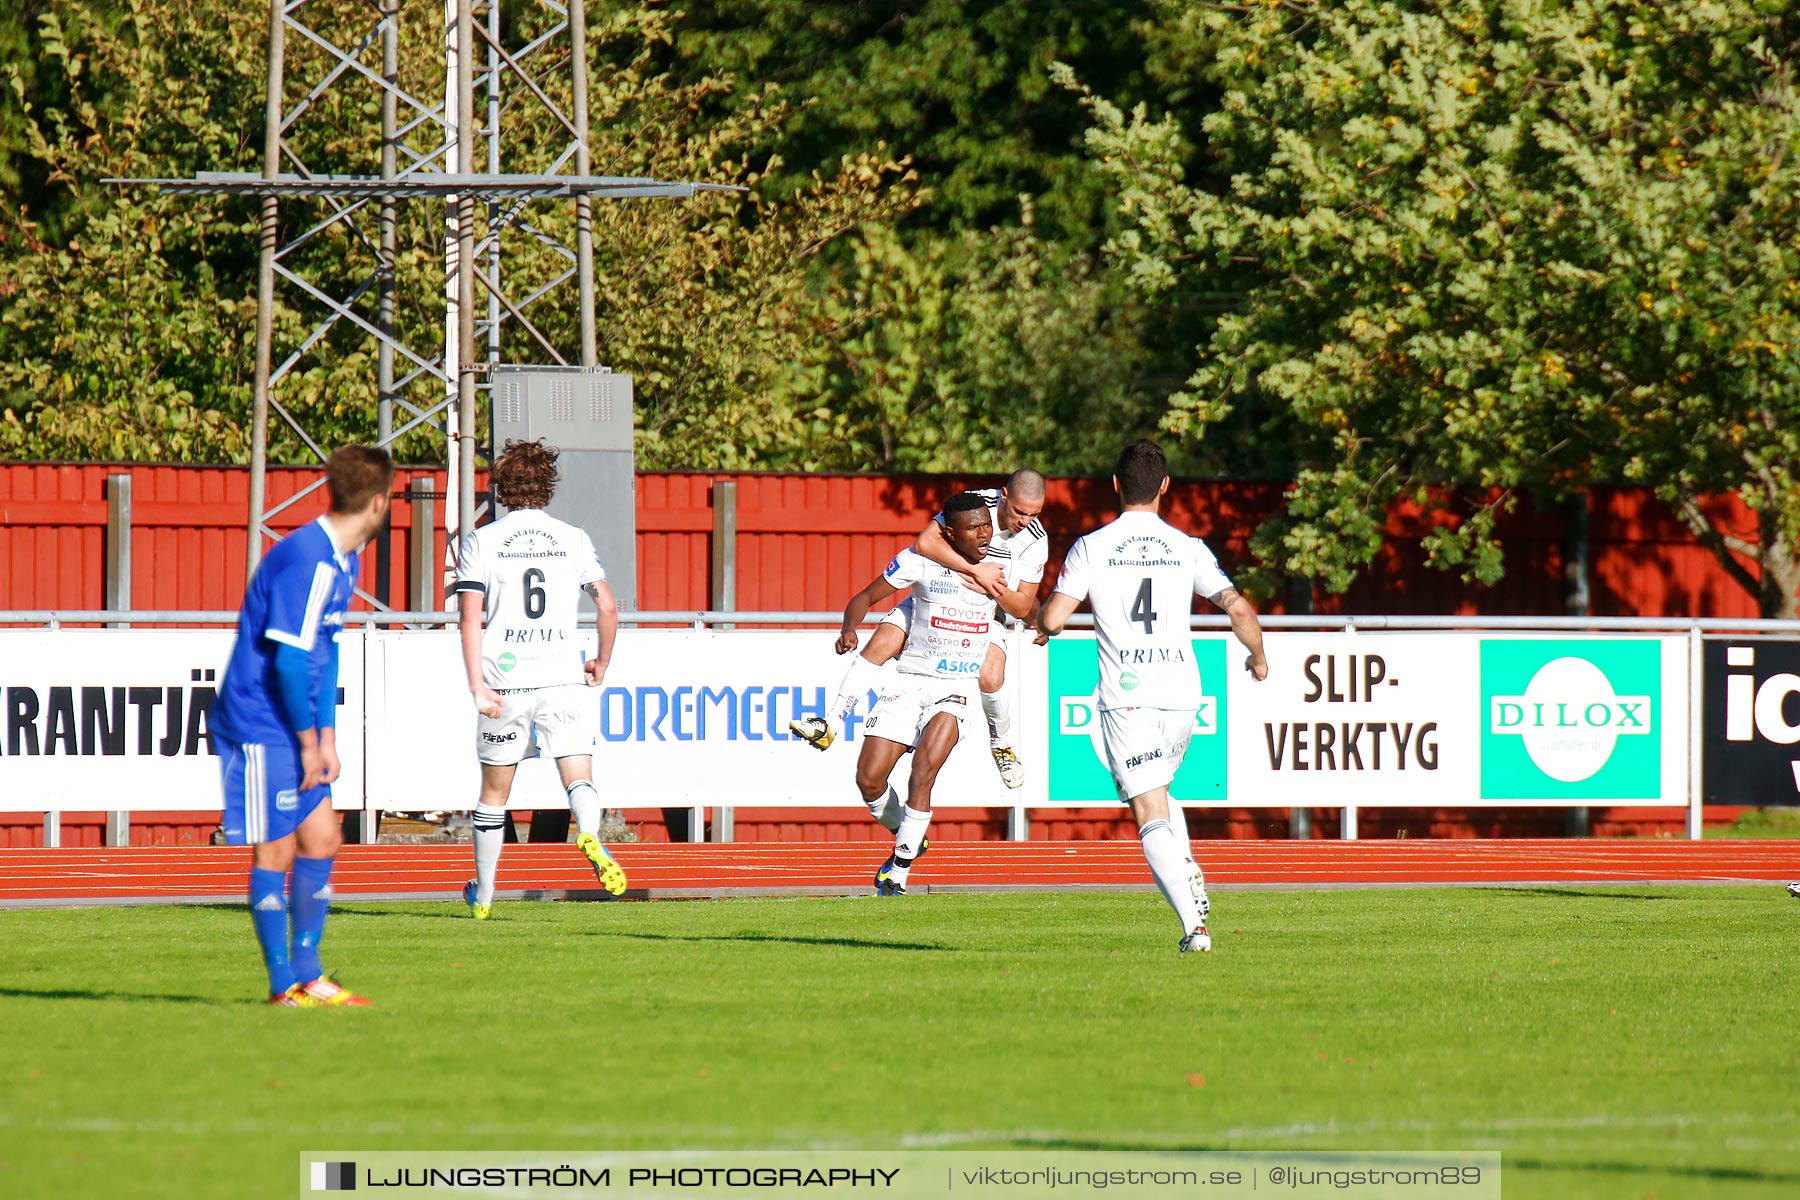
982, 686, 1013, 747
1167, 803, 1207, 920
472, 803, 508, 906
833, 654, 883, 722
1139, 818, 1203, 934
866, 784, 902, 833
566, 779, 601, 838
889, 804, 932, 884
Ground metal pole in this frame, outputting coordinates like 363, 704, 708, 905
104, 473, 132, 628
442, 0, 464, 575
484, 0, 501, 373
1564, 492, 1592, 837
247, 0, 286, 579
377, 0, 398, 450
410, 477, 439, 611
43, 811, 60, 849
570, 0, 596, 366
374, 0, 399, 612
1688, 624, 1704, 840
456, 0, 478, 548
711, 481, 736, 629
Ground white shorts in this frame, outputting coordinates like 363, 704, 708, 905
1100, 707, 1194, 802
477, 683, 599, 765
879, 596, 1010, 655
861, 672, 974, 749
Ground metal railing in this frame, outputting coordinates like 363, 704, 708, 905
5, 610, 1800, 632
5, 610, 1793, 849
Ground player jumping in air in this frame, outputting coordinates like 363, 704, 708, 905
1037, 440, 1269, 953
826, 492, 996, 894
452, 439, 626, 918
790, 469, 1048, 791
212, 445, 393, 1006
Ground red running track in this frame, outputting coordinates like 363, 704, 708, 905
3, 840, 1799, 907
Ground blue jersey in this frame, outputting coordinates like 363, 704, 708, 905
212, 518, 358, 746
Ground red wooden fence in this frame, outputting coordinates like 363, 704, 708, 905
0, 462, 1766, 846
0, 462, 1768, 617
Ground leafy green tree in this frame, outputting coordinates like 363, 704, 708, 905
1062, 0, 1800, 615
666, 0, 1166, 243
790, 209, 1163, 473
0, 1, 920, 466
0, 1, 263, 460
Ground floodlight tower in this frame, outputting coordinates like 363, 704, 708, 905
121, 0, 732, 607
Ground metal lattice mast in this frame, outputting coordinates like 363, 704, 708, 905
116, 0, 733, 603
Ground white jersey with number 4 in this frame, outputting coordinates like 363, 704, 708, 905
1054, 510, 1233, 711
452, 508, 606, 690
882, 549, 995, 682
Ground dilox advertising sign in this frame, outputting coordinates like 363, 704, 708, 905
1044, 634, 1689, 807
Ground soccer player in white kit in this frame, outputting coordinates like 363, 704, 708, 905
1037, 440, 1268, 952
451, 439, 627, 918
790, 469, 1047, 790
827, 492, 997, 894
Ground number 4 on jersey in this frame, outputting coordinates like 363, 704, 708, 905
1131, 576, 1158, 634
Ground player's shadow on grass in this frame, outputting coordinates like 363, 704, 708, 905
0, 985, 251, 1006
1507, 1156, 1800, 1188
184, 903, 468, 921
584, 930, 954, 953
1488, 887, 1676, 902
979, 1141, 1800, 1187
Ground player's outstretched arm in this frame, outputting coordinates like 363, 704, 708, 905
838, 576, 901, 654
1210, 587, 1269, 681
457, 590, 504, 717
915, 519, 1005, 598
585, 580, 619, 687
1036, 592, 1080, 639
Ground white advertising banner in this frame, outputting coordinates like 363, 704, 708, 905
365, 629, 1025, 810
0, 628, 365, 813
0, 628, 1690, 814
1044, 632, 1690, 808
1229, 633, 1479, 805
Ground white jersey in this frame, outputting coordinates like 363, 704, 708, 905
452, 508, 607, 690
936, 488, 1049, 590
1053, 510, 1233, 711
882, 549, 995, 681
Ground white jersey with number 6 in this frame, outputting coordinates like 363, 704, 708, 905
452, 508, 607, 690
1053, 511, 1233, 711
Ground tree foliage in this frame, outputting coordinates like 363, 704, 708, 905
666, 0, 1167, 244
1064, 0, 1800, 614
0, 1, 921, 466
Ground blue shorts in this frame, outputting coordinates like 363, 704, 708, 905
217, 737, 330, 846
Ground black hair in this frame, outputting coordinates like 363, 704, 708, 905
1114, 440, 1168, 505
944, 491, 991, 520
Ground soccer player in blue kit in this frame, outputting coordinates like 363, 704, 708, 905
211, 446, 393, 1006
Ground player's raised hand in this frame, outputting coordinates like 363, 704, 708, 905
584, 658, 608, 688
1245, 653, 1268, 681
471, 682, 504, 718
834, 630, 860, 655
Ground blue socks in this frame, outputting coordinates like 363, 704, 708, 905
249, 866, 295, 997
288, 855, 336, 985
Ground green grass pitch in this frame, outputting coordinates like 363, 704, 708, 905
1, 887, 1796, 1199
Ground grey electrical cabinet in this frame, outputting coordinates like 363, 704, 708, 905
488, 366, 637, 609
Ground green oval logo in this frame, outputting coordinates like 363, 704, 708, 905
497, 652, 517, 673
1120, 671, 1139, 691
